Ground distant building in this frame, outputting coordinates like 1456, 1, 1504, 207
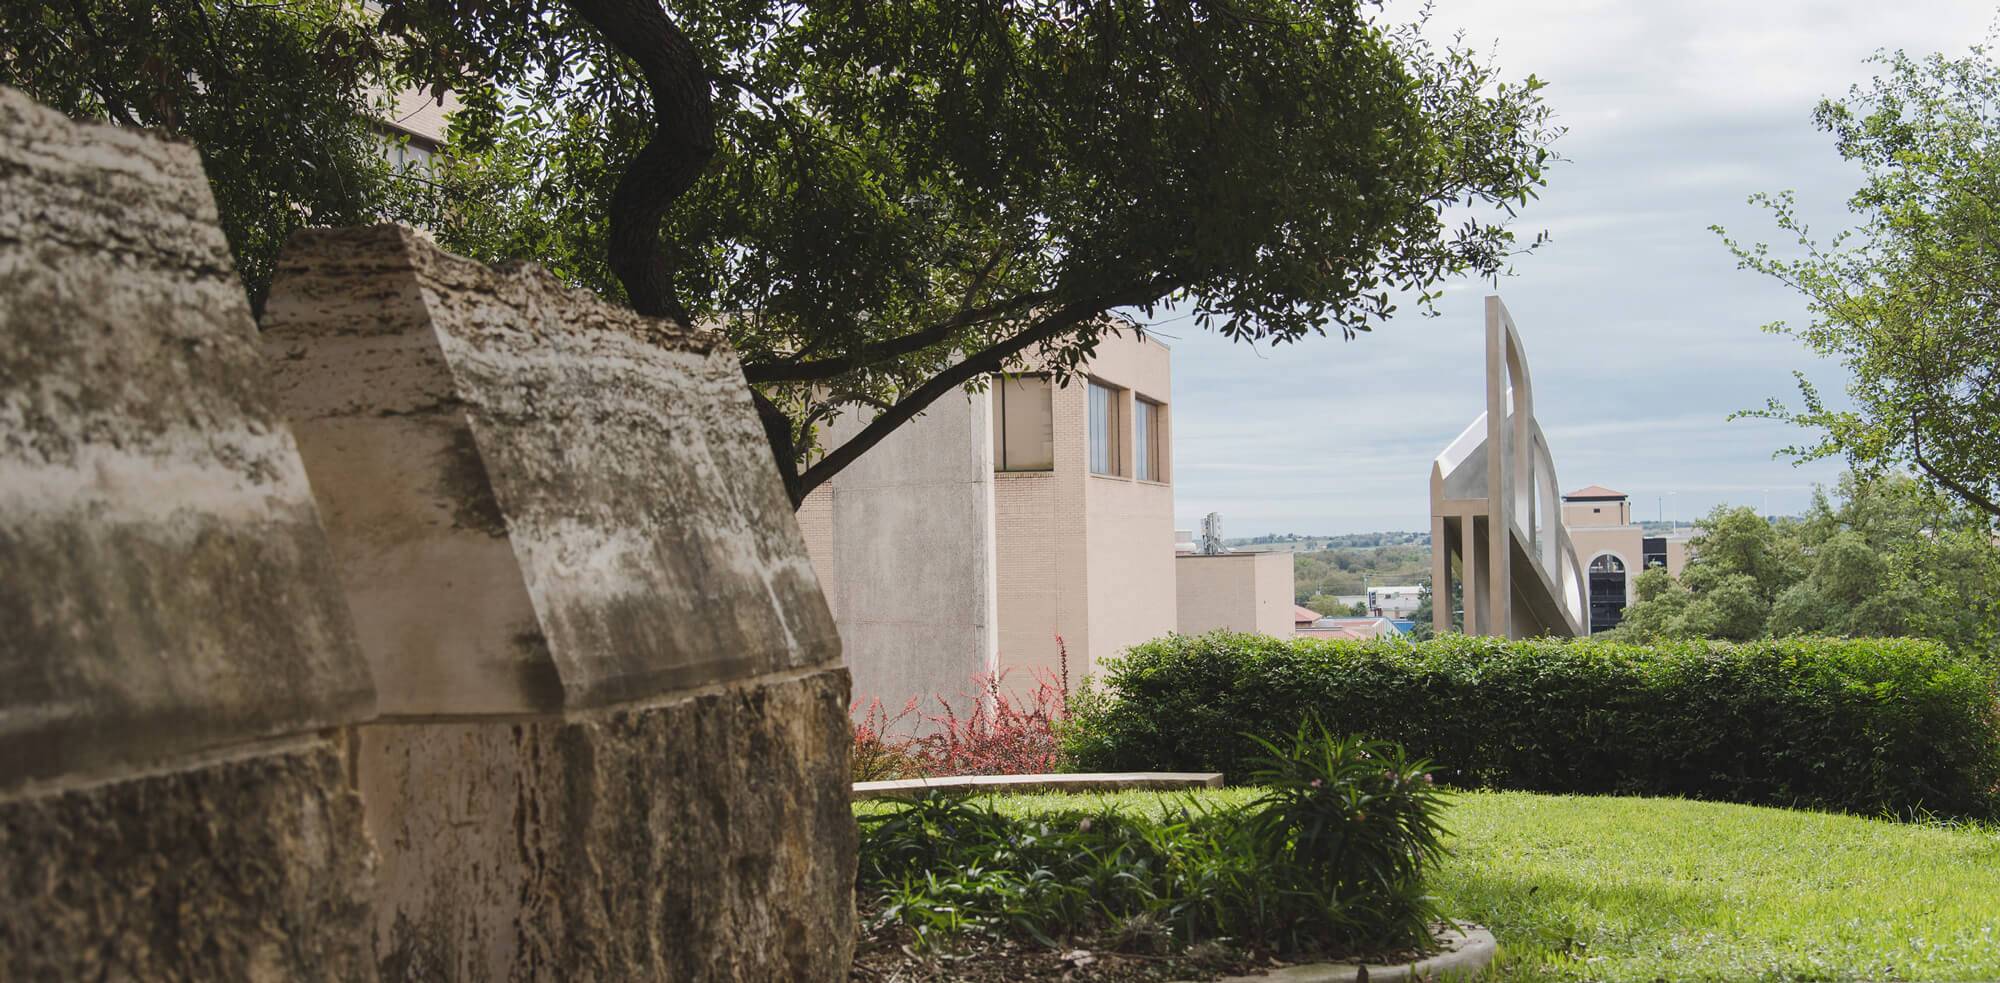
1366, 585, 1424, 619
379, 89, 450, 167
1298, 617, 1406, 640
1294, 604, 1323, 629
993, 330, 1177, 682
1176, 551, 1294, 637
1562, 486, 1690, 634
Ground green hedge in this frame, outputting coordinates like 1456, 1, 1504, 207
1063, 633, 2000, 817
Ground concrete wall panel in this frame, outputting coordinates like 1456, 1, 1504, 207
1177, 552, 1295, 637
800, 392, 998, 717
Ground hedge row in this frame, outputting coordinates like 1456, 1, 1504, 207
1063, 632, 2000, 817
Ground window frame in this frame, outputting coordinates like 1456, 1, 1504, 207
992, 373, 1056, 473
1134, 395, 1167, 483
1088, 378, 1124, 477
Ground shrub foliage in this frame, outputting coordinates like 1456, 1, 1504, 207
857, 725, 1450, 958
851, 667, 1071, 781
1065, 632, 2000, 817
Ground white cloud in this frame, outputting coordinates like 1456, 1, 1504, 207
1159, 1, 1992, 535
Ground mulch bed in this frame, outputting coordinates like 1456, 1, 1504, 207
850, 904, 1442, 981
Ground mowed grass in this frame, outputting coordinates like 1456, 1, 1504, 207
860, 789, 2000, 981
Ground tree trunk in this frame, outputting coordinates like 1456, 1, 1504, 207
564, 0, 713, 323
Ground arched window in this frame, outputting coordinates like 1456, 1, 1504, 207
1588, 554, 1627, 634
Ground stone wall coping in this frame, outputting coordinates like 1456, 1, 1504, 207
263, 224, 839, 717
851, 772, 1223, 800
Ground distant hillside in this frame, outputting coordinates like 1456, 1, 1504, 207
1225, 530, 1431, 553
1289, 541, 1432, 609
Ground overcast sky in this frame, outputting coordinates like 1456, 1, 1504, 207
1154, 0, 1997, 537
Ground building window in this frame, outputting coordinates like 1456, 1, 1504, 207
992, 374, 1054, 471
1135, 397, 1165, 482
1588, 554, 1627, 634
1088, 379, 1121, 476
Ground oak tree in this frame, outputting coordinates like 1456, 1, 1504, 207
387, 0, 1561, 504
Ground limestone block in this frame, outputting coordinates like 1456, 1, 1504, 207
0, 86, 374, 790
0, 84, 378, 981
261, 226, 840, 716
262, 226, 855, 979
362, 669, 856, 982
0, 741, 376, 981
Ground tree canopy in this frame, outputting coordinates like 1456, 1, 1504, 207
1609, 474, 2000, 658
384, 0, 1561, 503
1716, 41, 2000, 520
0, 0, 399, 309
7, 1, 1562, 501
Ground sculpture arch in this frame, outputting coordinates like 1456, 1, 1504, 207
1429, 297, 1586, 638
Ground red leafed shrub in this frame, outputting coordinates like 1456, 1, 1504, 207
850, 637, 1075, 780
851, 696, 929, 781
916, 667, 1069, 777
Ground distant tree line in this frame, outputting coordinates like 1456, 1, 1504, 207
1236, 531, 1431, 551
1296, 542, 1431, 609
1608, 474, 2000, 660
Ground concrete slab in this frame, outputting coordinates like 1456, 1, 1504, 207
853, 771, 1223, 799
1210, 927, 1497, 983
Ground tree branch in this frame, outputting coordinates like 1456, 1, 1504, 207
751, 388, 802, 504
787, 281, 1175, 506
741, 288, 1055, 384
565, 0, 713, 322
1912, 413, 2000, 519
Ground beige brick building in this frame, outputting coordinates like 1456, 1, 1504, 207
1175, 551, 1295, 637
800, 325, 1178, 710
996, 330, 1177, 683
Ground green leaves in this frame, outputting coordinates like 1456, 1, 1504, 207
1240, 721, 1452, 953
0, 0, 400, 309
1717, 41, 2000, 520
1065, 630, 2000, 818
391, 0, 1560, 484
1615, 475, 2000, 657
855, 729, 1455, 960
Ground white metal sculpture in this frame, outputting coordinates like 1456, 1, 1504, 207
1199, 512, 1225, 556
1429, 297, 1586, 638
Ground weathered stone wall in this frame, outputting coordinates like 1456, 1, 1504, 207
262, 225, 855, 981
364, 672, 853, 982
2, 81, 854, 981
0, 86, 379, 980
0, 741, 377, 980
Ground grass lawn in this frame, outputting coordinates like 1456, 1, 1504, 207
879, 789, 2000, 981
